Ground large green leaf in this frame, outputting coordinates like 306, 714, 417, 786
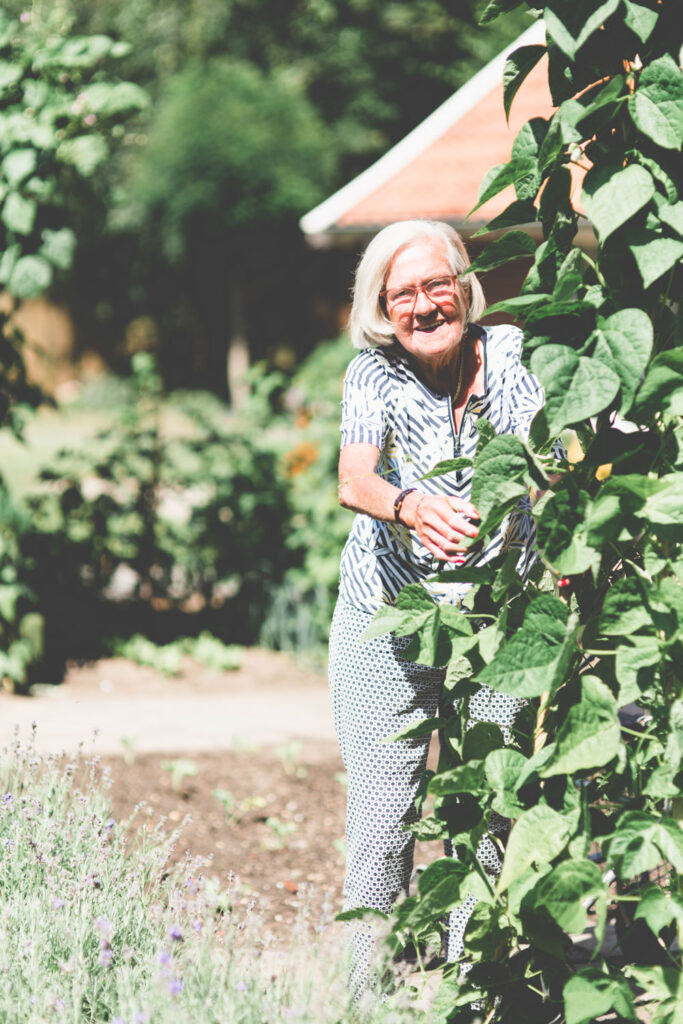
40, 227, 77, 271
632, 349, 683, 419
606, 811, 683, 876
1, 148, 37, 187
467, 230, 536, 273
615, 641, 660, 704
497, 802, 572, 892
8, 254, 52, 298
484, 749, 527, 817
536, 487, 597, 576
56, 135, 108, 176
532, 859, 606, 935
600, 577, 652, 635
645, 474, 683, 535
592, 308, 653, 415
429, 762, 485, 797
629, 235, 683, 290
544, 0, 620, 59
2, 191, 36, 235
540, 676, 622, 776
523, 593, 569, 644
563, 970, 637, 1024
475, 615, 577, 699
503, 45, 546, 121
474, 199, 537, 237
630, 55, 683, 151
469, 158, 537, 217
634, 885, 683, 936
406, 858, 470, 930
470, 433, 529, 526
622, 0, 658, 42
581, 163, 655, 241
530, 346, 620, 435
658, 200, 683, 237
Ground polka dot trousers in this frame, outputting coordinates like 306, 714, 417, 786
328, 596, 523, 993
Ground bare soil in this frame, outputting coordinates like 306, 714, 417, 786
102, 742, 349, 939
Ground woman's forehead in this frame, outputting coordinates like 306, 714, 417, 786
385, 237, 450, 283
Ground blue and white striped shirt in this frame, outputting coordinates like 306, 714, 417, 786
338, 323, 547, 613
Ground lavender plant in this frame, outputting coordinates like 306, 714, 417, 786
0, 732, 429, 1022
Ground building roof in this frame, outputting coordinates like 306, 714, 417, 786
301, 20, 585, 246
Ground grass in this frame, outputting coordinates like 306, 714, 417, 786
0, 730, 433, 1023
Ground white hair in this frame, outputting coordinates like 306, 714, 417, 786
348, 219, 486, 350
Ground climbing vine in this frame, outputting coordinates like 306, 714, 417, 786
367, 1, 683, 1019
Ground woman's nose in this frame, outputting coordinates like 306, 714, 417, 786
412, 285, 436, 315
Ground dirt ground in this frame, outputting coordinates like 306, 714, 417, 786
2, 649, 441, 943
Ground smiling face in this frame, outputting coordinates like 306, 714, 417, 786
383, 237, 468, 380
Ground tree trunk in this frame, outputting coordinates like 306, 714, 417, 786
227, 279, 250, 408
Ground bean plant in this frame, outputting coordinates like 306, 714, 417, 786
366, 2, 683, 1021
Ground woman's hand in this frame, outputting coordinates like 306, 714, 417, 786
401, 492, 479, 563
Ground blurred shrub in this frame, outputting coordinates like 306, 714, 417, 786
23, 352, 293, 653
0, 335, 354, 684
259, 334, 354, 655
0, 481, 42, 690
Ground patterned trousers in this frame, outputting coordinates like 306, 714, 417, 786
328, 596, 522, 992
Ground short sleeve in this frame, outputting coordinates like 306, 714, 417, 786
340, 356, 386, 449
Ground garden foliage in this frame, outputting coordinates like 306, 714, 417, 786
0, 8, 147, 430
21, 353, 292, 658
364, 2, 683, 1020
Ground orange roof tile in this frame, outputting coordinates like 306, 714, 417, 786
301, 21, 587, 242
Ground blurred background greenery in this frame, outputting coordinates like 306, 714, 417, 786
0, 0, 530, 686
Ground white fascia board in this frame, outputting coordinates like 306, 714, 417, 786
300, 18, 546, 237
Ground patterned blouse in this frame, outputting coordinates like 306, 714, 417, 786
338, 323, 548, 614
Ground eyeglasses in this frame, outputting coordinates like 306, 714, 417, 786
380, 275, 458, 313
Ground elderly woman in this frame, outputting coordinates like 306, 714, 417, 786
330, 219, 546, 988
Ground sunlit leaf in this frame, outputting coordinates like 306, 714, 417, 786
582, 163, 655, 242
563, 969, 637, 1024
540, 676, 622, 776
503, 45, 546, 121
544, 0, 620, 59
622, 0, 658, 42
532, 859, 605, 934
467, 230, 536, 273
592, 308, 653, 415
629, 235, 683, 290
497, 802, 572, 892
530, 345, 620, 435
629, 55, 683, 151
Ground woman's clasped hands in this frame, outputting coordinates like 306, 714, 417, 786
400, 492, 480, 563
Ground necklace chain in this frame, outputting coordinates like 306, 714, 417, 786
451, 344, 466, 406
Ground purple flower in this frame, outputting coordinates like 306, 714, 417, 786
2, 793, 13, 803
96, 917, 113, 938
133, 1013, 148, 1024
190, 919, 202, 934
237, 981, 247, 993
158, 950, 171, 966
98, 946, 113, 967
52, 898, 65, 909
168, 924, 183, 942
168, 979, 183, 997
20, 12, 30, 23
105, 818, 115, 831
112, 1018, 126, 1024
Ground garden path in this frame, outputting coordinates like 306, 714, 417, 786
0, 648, 335, 755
